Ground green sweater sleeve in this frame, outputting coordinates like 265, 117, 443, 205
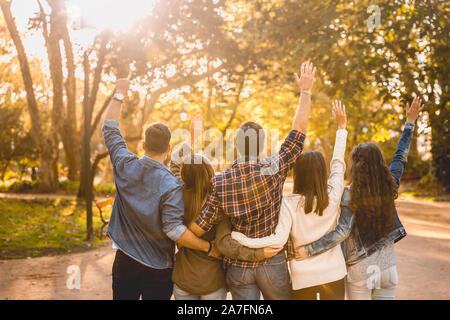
215, 216, 266, 262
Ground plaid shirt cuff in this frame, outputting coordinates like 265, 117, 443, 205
194, 215, 214, 232
285, 237, 295, 261
287, 130, 306, 146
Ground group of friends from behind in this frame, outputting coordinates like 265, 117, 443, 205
102, 61, 424, 300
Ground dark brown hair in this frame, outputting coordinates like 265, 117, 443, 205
349, 143, 398, 244
145, 122, 171, 154
292, 151, 329, 216
236, 121, 265, 159
180, 154, 215, 225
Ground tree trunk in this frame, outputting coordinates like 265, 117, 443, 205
45, 0, 81, 181
429, 100, 450, 193
1, 0, 59, 191
61, 13, 80, 181
78, 50, 94, 241
39, 142, 59, 192
78, 51, 92, 199
77, 35, 108, 199
222, 75, 246, 135
101, 159, 114, 184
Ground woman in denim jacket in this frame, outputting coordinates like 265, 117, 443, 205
295, 97, 424, 300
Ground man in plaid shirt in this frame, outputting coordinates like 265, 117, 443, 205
190, 61, 317, 300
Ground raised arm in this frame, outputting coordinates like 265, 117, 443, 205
105, 79, 129, 121
170, 115, 203, 179
390, 97, 424, 186
102, 79, 137, 168
328, 100, 348, 202
260, 62, 315, 177
293, 62, 316, 133
215, 216, 281, 261
230, 202, 292, 248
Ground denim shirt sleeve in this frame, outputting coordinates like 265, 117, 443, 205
160, 185, 187, 241
390, 122, 415, 187
102, 120, 136, 167
305, 201, 355, 257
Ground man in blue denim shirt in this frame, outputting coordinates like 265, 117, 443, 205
103, 79, 219, 300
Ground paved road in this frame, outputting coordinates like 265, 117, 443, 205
0, 196, 449, 300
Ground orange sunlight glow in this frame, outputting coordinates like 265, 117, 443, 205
8, 0, 157, 82
67, 0, 155, 32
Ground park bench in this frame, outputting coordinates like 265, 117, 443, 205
94, 198, 114, 239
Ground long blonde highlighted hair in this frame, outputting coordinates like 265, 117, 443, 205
180, 154, 215, 224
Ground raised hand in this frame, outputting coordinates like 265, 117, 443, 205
115, 78, 130, 95
332, 100, 347, 130
406, 96, 425, 123
294, 61, 316, 92
263, 247, 283, 259
190, 114, 203, 147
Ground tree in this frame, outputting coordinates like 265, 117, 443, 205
1, 0, 60, 191
0, 101, 37, 181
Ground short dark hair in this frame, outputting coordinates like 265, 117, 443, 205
144, 122, 171, 154
236, 121, 265, 159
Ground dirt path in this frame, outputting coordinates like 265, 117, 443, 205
0, 196, 449, 300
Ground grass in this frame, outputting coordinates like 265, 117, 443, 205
0, 198, 111, 259
398, 191, 450, 202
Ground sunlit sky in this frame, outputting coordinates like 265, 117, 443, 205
10, 0, 155, 57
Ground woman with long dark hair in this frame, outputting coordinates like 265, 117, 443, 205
232, 100, 349, 300
169, 116, 281, 300
294, 97, 424, 300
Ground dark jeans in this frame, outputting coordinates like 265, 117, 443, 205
112, 250, 173, 300
291, 277, 345, 300
226, 251, 291, 300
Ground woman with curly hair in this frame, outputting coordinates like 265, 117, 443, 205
294, 97, 424, 300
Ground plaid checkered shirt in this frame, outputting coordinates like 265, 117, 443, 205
195, 130, 306, 268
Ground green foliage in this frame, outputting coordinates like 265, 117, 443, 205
0, 100, 38, 181
94, 183, 116, 196
418, 174, 440, 194
0, 199, 109, 259
59, 180, 80, 193
0, 180, 40, 193
1, 0, 447, 194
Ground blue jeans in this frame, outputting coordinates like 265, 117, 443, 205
226, 251, 291, 300
173, 284, 228, 300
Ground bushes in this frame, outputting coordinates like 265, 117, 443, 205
0, 179, 115, 196
0, 180, 40, 193
59, 180, 80, 193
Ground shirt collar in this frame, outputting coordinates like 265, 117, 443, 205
141, 155, 167, 170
